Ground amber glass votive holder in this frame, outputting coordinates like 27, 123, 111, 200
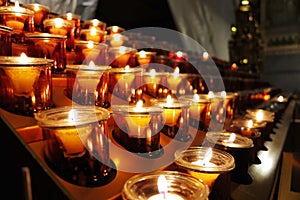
25, 33, 67, 73
66, 64, 111, 108
0, 25, 12, 56
74, 41, 108, 65
108, 46, 137, 68
22, 3, 50, 32
106, 25, 125, 35
174, 146, 235, 199
141, 70, 168, 98
152, 96, 191, 142
0, 56, 54, 116
122, 171, 209, 200
108, 67, 143, 103
111, 103, 164, 158
0, 4, 34, 43
82, 19, 107, 31
58, 12, 81, 39
80, 28, 107, 43
206, 131, 254, 184
43, 18, 75, 51
34, 106, 117, 187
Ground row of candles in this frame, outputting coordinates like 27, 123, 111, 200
0, 1, 288, 199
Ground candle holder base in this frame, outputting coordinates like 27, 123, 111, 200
112, 130, 164, 159
44, 152, 117, 187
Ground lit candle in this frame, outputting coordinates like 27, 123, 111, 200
80, 27, 106, 43
108, 46, 137, 68
112, 101, 163, 156
148, 175, 184, 200
167, 67, 181, 94
107, 25, 125, 35
82, 19, 107, 30
0, 1, 34, 33
54, 109, 91, 157
4, 53, 41, 97
162, 95, 182, 126
23, 3, 50, 31
136, 50, 156, 66
106, 33, 128, 47
175, 146, 235, 191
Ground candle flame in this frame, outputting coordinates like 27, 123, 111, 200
90, 27, 97, 36
87, 41, 94, 49
68, 109, 78, 123
176, 51, 183, 58
66, 13, 72, 20
125, 65, 130, 70
247, 120, 253, 128
193, 147, 213, 166
202, 52, 209, 60
208, 91, 214, 98
173, 67, 180, 78
136, 100, 143, 109
88, 61, 96, 69
158, 175, 168, 195
228, 133, 236, 143
277, 95, 284, 102
112, 26, 119, 33
166, 95, 174, 106
54, 18, 64, 28
220, 91, 226, 98
193, 94, 200, 102
138, 50, 147, 58
150, 69, 156, 77
256, 111, 263, 122
92, 19, 99, 27
20, 52, 28, 63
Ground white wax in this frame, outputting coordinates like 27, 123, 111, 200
148, 193, 184, 200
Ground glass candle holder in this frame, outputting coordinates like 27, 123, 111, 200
105, 33, 128, 47
108, 66, 143, 103
74, 41, 108, 65
0, 56, 54, 116
210, 91, 238, 129
111, 102, 164, 158
34, 106, 116, 187
135, 50, 156, 67
80, 28, 107, 43
152, 95, 191, 142
230, 118, 266, 164
108, 46, 137, 68
25, 33, 67, 74
174, 146, 235, 194
141, 70, 168, 98
205, 131, 254, 184
22, 3, 50, 32
82, 19, 107, 31
66, 64, 111, 108
106, 25, 125, 35
43, 18, 75, 51
58, 12, 81, 39
0, 25, 12, 56
122, 171, 209, 200
0, 3, 34, 43
179, 94, 212, 131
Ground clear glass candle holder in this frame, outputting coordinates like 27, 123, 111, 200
174, 146, 235, 193
0, 56, 54, 116
22, 3, 50, 32
0, 25, 13, 56
111, 103, 164, 158
179, 94, 212, 131
0, 4, 34, 43
152, 95, 191, 142
43, 18, 75, 51
122, 171, 209, 200
66, 64, 111, 108
205, 131, 254, 185
25, 33, 67, 73
34, 106, 117, 187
